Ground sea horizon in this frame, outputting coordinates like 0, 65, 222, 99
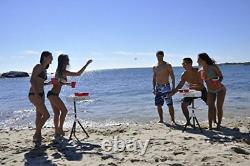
0, 65, 250, 130
1, 61, 250, 75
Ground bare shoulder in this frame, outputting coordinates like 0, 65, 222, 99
181, 70, 187, 79
210, 64, 219, 72
165, 62, 172, 67
213, 64, 220, 70
33, 64, 42, 71
165, 63, 173, 70
153, 66, 157, 71
213, 64, 223, 75
182, 70, 187, 76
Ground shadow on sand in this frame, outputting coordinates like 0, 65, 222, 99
164, 122, 250, 144
24, 137, 102, 166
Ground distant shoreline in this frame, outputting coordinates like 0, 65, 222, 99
218, 62, 250, 65
1, 62, 250, 75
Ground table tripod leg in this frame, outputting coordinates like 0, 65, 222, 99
77, 120, 89, 138
69, 121, 76, 140
193, 116, 196, 129
73, 128, 78, 140
182, 117, 192, 132
194, 117, 203, 133
191, 101, 196, 129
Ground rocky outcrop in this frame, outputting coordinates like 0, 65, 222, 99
0, 71, 29, 78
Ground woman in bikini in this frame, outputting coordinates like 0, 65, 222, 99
29, 51, 53, 141
47, 54, 92, 137
197, 53, 226, 130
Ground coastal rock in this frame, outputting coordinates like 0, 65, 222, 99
1, 71, 29, 78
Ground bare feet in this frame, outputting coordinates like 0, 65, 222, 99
216, 124, 221, 130
59, 128, 65, 136
158, 120, 164, 124
170, 121, 177, 126
33, 133, 42, 142
54, 129, 61, 138
55, 129, 65, 137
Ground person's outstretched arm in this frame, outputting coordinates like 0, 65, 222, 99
65, 59, 92, 76
173, 72, 186, 94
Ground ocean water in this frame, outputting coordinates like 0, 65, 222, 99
0, 65, 250, 129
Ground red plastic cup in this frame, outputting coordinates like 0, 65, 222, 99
51, 78, 58, 85
74, 92, 89, 96
71, 81, 76, 88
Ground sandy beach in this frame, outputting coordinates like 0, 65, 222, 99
0, 117, 249, 166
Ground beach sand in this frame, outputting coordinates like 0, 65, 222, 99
0, 118, 250, 166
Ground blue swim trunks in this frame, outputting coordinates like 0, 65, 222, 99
155, 83, 173, 106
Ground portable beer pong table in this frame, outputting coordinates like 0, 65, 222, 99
66, 95, 90, 141
178, 89, 203, 133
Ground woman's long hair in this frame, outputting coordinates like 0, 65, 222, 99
198, 53, 215, 65
40, 51, 52, 69
56, 54, 69, 80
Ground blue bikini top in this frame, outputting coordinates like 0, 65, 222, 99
207, 66, 217, 79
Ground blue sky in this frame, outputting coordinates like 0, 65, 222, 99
0, 0, 249, 73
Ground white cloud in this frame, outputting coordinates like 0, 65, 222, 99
20, 50, 66, 58
22, 50, 40, 56
89, 51, 106, 56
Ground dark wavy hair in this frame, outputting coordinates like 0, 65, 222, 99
198, 53, 215, 65
183, 57, 193, 64
56, 54, 69, 80
40, 51, 52, 69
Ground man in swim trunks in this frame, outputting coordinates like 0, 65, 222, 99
152, 51, 175, 124
171, 58, 207, 124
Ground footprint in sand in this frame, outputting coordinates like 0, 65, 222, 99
231, 147, 250, 155
243, 139, 250, 145
173, 151, 186, 155
184, 136, 196, 140
101, 154, 114, 160
201, 156, 215, 162
154, 141, 161, 145
107, 162, 118, 166
169, 163, 184, 166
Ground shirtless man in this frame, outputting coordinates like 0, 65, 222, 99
172, 58, 207, 123
153, 51, 175, 124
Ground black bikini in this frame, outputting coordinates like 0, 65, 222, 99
47, 91, 59, 97
28, 92, 44, 97
28, 70, 47, 97
38, 70, 47, 80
